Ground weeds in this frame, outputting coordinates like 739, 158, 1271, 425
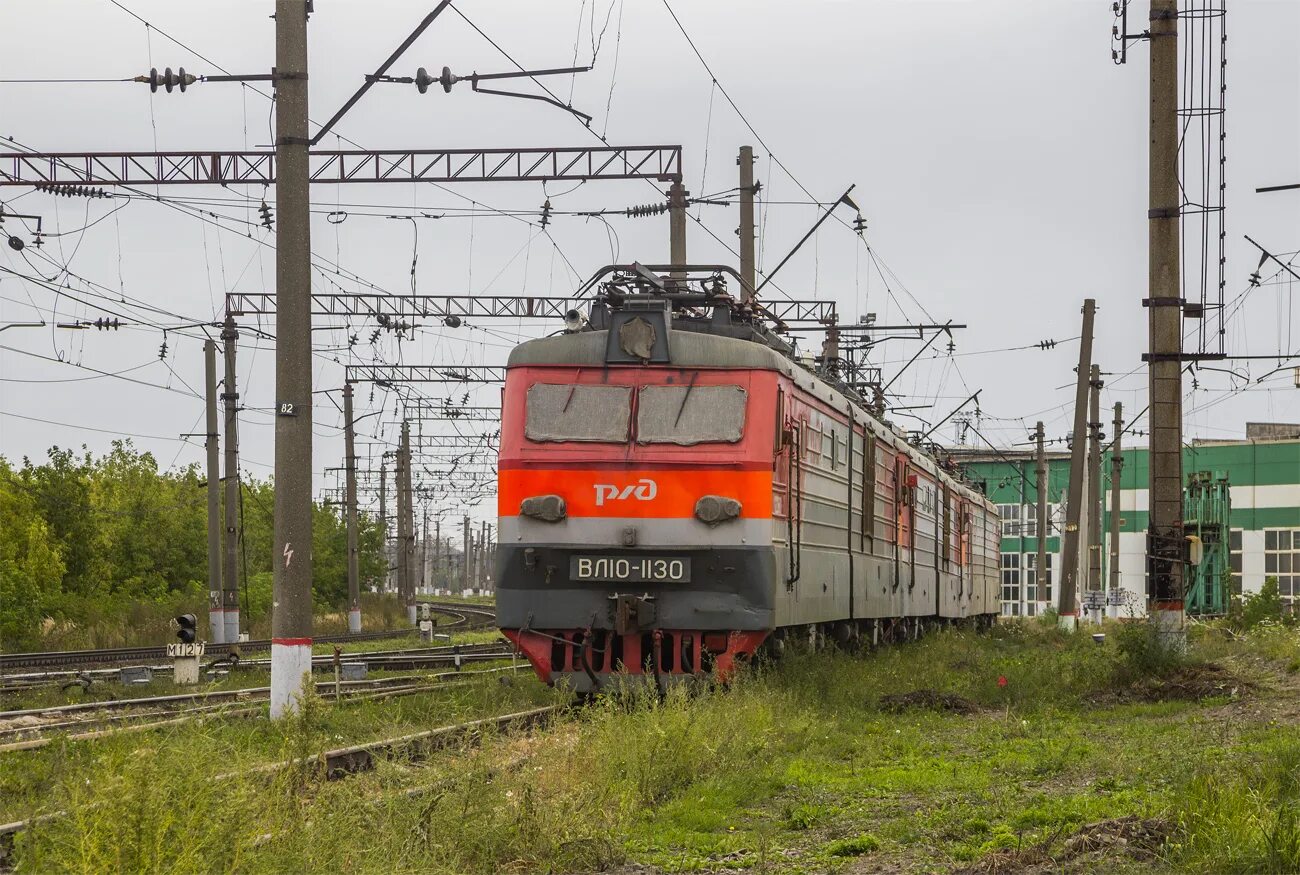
7, 622, 1300, 873
1174, 738, 1300, 873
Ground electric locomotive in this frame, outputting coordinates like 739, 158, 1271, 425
496, 264, 999, 692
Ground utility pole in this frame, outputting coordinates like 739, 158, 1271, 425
434, 517, 441, 593
421, 504, 430, 596
1087, 364, 1104, 623
268, 0, 315, 720
1110, 402, 1125, 619
738, 145, 756, 304
221, 316, 240, 644
1147, 0, 1185, 645
1058, 298, 1096, 627
462, 515, 471, 594
343, 382, 361, 633
1035, 421, 1049, 614
668, 180, 687, 284
399, 420, 416, 625
379, 458, 389, 592
204, 339, 223, 644
394, 439, 406, 604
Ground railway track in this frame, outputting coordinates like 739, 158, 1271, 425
0, 640, 513, 692
0, 702, 558, 869
0, 601, 496, 672
0, 663, 530, 750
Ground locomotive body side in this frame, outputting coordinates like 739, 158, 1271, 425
767, 365, 999, 634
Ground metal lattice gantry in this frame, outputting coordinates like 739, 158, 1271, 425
225, 292, 837, 325
346, 364, 506, 384
0, 145, 684, 188
227, 292, 586, 320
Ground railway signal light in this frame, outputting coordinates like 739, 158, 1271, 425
174, 613, 198, 644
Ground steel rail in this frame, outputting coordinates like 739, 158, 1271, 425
2, 703, 555, 866
0, 602, 493, 671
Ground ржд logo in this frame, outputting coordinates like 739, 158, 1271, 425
593, 478, 657, 506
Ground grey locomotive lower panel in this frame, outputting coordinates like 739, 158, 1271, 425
495, 544, 776, 631
497, 543, 999, 634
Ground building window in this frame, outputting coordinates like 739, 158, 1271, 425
1229, 529, 1243, 595
1001, 552, 1021, 615
1023, 503, 1038, 538
1025, 552, 1053, 606
999, 504, 1022, 537
1264, 529, 1298, 607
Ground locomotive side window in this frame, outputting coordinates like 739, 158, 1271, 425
636, 385, 747, 445
525, 384, 632, 443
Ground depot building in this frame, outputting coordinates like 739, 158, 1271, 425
953, 423, 1300, 617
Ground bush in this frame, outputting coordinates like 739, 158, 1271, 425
1112, 619, 1188, 683
1238, 577, 1290, 631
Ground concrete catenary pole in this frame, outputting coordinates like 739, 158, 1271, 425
421, 504, 430, 596
404, 439, 417, 624
434, 517, 441, 592
221, 316, 240, 643
738, 145, 756, 304
462, 515, 471, 594
400, 420, 417, 625
1109, 403, 1125, 618
379, 458, 390, 592
394, 442, 407, 604
1087, 364, 1104, 622
204, 339, 223, 644
668, 180, 687, 284
1035, 421, 1049, 613
269, 0, 315, 720
343, 382, 361, 632
1148, 0, 1185, 644
1058, 298, 1096, 625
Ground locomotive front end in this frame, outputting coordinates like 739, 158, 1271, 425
496, 319, 781, 693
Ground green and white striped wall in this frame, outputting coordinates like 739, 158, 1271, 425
958, 438, 1300, 615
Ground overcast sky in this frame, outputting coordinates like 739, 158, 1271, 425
1, 0, 1297, 528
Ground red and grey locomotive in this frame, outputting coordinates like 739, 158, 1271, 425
496, 265, 999, 691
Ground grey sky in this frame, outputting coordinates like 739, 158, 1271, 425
1, 0, 1297, 527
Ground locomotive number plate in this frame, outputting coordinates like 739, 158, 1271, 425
570, 556, 691, 583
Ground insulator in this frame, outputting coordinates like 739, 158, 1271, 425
36, 183, 110, 199
258, 201, 274, 230
147, 67, 196, 93
414, 66, 435, 95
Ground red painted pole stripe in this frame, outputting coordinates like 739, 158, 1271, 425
271, 637, 313, 646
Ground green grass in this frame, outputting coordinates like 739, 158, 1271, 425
5, 620, 1299, 873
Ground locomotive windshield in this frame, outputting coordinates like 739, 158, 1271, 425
524, 383, 632, 442
636, 384, 747, 445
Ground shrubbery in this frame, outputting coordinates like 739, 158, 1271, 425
0, 442, 387, 650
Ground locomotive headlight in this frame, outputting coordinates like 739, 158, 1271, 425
694, 495, 742, 526
520, 494, 567, 522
